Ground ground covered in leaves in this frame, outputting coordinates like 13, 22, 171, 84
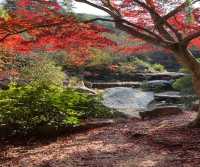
1, 112, 200, 167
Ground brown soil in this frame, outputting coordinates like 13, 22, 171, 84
1, 112, 200, 167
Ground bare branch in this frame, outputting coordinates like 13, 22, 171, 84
101, 0, 121, 17
84, 17, 165, 41
114, 21, 173, 48
83, 18, 115, 23
135, 0, 176, 42
137, 0, 183, 41
75, 0, 118, 18
121, 19, 166, 42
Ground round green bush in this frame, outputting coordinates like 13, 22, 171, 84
0, 83, 112, 135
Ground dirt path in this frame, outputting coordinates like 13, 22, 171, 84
1, 112, 200, 167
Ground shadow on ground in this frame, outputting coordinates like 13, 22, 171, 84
1, 112, 200, 167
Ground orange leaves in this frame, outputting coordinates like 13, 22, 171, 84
146, 0, 155, 8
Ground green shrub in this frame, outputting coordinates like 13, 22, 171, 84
117, 58, 165, 74
134, 58, 152, 72
172, 76, 198, 109
172, 76, 194, 94
151, 64, 165, 72
19, 57, 65, 87
88, 49, 115, 66
0, 83, 112, 135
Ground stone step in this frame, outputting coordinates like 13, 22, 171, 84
85, 81, 142, 89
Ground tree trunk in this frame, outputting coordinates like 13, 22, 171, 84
189, 75, 200, 127
173, 48, 200, 127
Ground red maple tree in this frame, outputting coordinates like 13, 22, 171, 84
0, 0, 114, 65
74, 0, 200, 127
1, 0, 200, 127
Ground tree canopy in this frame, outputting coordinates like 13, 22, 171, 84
75, 0, 200, 48
0, 0, 115, 65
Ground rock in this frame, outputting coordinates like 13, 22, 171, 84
102, 87, 154, 117
136, 72, 189, 81
139, 106, 183, 120
155, 91, 196, 107
84, 72, 188, 82
0, 79, 10, 89
155, 91, 192, 102
143, 80, 173, 91
86, 81, 141, 89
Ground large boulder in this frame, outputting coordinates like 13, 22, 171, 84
102, 87, 154, 117
139, 106, 183, 120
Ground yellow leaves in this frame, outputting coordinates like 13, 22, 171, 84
0, 7, 10, 21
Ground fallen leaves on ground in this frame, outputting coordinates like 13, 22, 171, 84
1, 112, 200, 167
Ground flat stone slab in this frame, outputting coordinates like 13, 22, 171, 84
86, 81, 141, 89
136, 72, 189, 81
155, 91, 194, 101
139, 106, 183, 120
155, 91, 182, 99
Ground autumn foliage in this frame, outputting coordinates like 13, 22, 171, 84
0, 0, 115, 65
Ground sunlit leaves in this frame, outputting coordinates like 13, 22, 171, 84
0, 0, 115, 65
0, 7, 9, 20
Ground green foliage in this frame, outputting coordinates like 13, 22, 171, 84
117, 58, 165, 74
0, 83, 112, 135
173, 66, 194, 94
19, 57, 65, 87
172, 76, 198, 109
140, 81, 149, 90
0, 6, 9, 20
172, 76, 194, 94
88, 49, 115, 66
172, 65, 200, 109
134, 58, 152, 72
151, 63, 165, 72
